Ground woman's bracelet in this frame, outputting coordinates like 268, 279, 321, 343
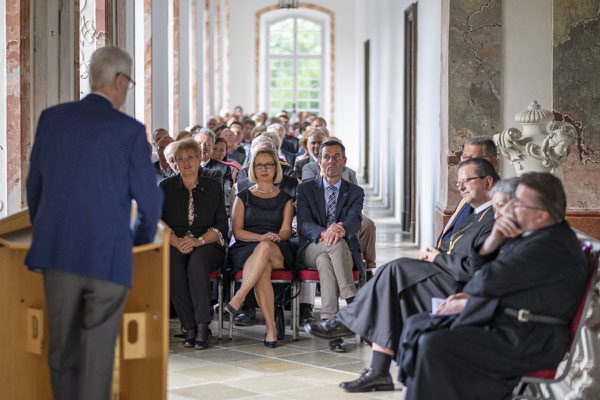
209, 227, 225, 246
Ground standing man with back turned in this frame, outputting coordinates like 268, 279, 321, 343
25, 46, 163, 400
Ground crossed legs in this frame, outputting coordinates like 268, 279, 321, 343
229, 241, 284, 342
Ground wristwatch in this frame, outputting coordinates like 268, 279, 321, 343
198, 236, 206, 245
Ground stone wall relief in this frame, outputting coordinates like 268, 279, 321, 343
494, 100, 577, 175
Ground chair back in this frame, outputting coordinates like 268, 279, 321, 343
523, 241, 599, 381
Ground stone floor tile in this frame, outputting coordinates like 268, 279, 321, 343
279, 350, 363, 368
183, 348, 266, 363
231, 357, 311, 373
168, 354, 214, 372
174, 363, 265, 382
167, 372, 207, 389
224, 374, 319, 394
169, 383, 259, 400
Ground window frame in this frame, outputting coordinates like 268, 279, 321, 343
265, 16, 325, 117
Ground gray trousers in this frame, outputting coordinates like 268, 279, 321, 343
303, 239, 357, 319
43, 269, 129, 400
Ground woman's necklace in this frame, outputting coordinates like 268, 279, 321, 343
253, 184, 276, 194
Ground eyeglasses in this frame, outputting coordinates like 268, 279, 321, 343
253, 162, 276, 170
513, 200, 545, 211
321, 154, 344, 162
176, 155, 198, 163
118, 73, 136, 90
455, 176, 484, 188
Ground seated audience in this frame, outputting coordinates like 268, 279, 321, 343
175, 130, 192, 141
154, 135, 175, 180
159, 139, 228, 349
296, 140, 365, 352
294, 127, 328, 180
267, 123, 296, 167
222, 127, 246, 166
212, 137, 242, 171
438, 137, 499, 249
305, 157, 499, 383
300, 135, 377, 281
193, 128, 235, 215
151, 128, 169, 163
398, 173, 587, 400
225, 148, 296, 348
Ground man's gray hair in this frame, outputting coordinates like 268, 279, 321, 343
89, 46, 132, 88
193, 127, 216, 145
267, 123, 285, 135
251, 135, 276, 153
488, 177, 518, 200
260, 131, 282, 150
465, 136, 497, 157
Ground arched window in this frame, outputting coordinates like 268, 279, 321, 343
266, 17, 324, 117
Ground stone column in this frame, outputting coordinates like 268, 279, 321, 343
436, 0, 502, 235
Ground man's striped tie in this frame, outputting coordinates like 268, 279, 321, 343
326, 186, 338, 227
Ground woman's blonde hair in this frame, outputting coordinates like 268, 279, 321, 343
173, 139, 202, 161
248, 147, 282, 184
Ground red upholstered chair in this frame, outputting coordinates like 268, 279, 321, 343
228, 269, 299, 340
511, 241, 599, 400
292, 269, 361, 341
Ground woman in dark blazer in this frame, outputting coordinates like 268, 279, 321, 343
160, 139, 228, 349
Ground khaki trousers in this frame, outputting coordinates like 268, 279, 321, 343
360, 215, 377, 270
303, 239, 357, 319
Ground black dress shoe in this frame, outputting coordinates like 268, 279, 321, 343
339, 369, 394, 392
224, 303, 243, 317
264, 334, 278, 348
329, 338, 346, 353
299, 304, 317, 326
194, 340, 209, 349
233, 308, 257, 326
304, 318, 355, 339
183, 328, 196, 347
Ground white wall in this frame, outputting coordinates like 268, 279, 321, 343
229, 0, 360, 170
501, 0, 553, 178
354, 0, 442, 245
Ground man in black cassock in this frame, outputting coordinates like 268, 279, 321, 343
398, 172, 588, 400
305, 157, 499, 391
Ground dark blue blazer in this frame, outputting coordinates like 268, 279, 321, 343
296, 177, 365, 279
436, 200, 473, 250
25, 94, 163, 287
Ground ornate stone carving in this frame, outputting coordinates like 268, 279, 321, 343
494, 101, 577, 175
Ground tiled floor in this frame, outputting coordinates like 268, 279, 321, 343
167, 187, 418, 399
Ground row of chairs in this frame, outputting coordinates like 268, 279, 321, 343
208, 268, 360, 341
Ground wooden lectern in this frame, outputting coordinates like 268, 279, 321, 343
0, 209, 170, 400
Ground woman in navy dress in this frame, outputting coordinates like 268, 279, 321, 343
226, 147, 295, 347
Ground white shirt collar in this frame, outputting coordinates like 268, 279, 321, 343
474, 200, 493, 215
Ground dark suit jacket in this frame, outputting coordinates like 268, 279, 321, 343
159, 174, 228, 247
202, 158, 233, 214
26, 94, 163, 287
436, 200, 474, 250
296, 178, 365, 278
281, 149, 297, 168
282, 134, 299, 154
294, 157, 312, 180
433, 205, 495, 283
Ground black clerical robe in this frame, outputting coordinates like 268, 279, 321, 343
398, 220, 588, 400
337, 205, 495, 354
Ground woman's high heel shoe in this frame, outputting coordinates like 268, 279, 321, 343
264, 333, 278, 348
224, 303, 243, 317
